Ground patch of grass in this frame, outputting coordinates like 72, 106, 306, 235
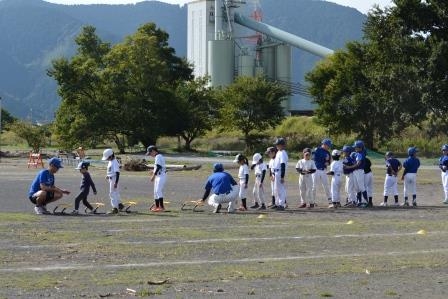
319, 291, 334, 297
385, 289, 399, 296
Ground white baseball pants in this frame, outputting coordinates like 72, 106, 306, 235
312, 169, 331, 201
252, 177, 265, 205
442, 171, 448, 201
364, 172, 373, 198
108, 176, 121, 208
299, 174, 314, 204
331, 174, 342, 202
154, 174, 166, 199
208, 185, 239, 212
383, 175, 399, 196
403, 173, 417, 197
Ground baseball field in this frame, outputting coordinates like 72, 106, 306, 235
1, 156, 448, 298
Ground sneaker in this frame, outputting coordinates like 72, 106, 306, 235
412, 201, 417, 207
118, 203, 125, 211
402, 202, 409, 207
380, 202, 388, 207
298, 203, 307, 208
309, 204, 315, 208
267, 203, 277, 209
107, 208, 119, 214
213, 204, 222, 213
71, 210, 79, 215
34, 206, 44, 215
250, 203, 259, 209
150, 206, 161, 212
328, 203, 336, 208
257, 204, 266, 210
335, 202, 342, 208
275, 205, 285, 211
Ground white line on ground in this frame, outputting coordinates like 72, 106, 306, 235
2, 231, 446, 249
2, 248, 448, 273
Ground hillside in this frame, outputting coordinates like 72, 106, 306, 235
0, 0, 365, 121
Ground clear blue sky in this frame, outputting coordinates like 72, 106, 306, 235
44, 0, 394, 15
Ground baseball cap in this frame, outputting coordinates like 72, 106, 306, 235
385, 151, 393, 157
331, 149, 341, 156
146, 145, 157, 155
322, 138, 332, 147
273, 137, 286, 146
48, 157, 63, 169
252, 153, 262, 164
303, 148, 312, 154
213, 163, 224, 172
102, 148, 114, 160
75, 161, 90, 170
265, 147, 276, 154
233, 154, 244, 163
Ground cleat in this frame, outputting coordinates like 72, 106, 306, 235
412, 201, 417, 207
107, 208, 119, 214
213, 204, 222, 213
335, 202, 342, 208
298, 203, 307, 208
257, 204, 266, 210
275, 206, 285, 211
402, 202, 409, 207
71, 210, 79, 215
309, 203, 315, 208
118, 203, 125, 211
249, 203, 259, 209
34, 206, 44, 215
328, 203, 336, 208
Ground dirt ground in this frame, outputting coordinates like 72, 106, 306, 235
1, 156, 448, 298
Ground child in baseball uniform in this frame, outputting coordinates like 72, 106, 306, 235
327, 149, 343, 208
402, 147, 420, 207
250, 153, 267, 210
380, 151, 402, 206
364, 156, 374, 207
234, 154, 250, 211
344, 140, 369, 207
102, 149, 124, 214
439, 144, 448, 204
342, 145, 356, 206
265, 147, 278, 208
296, 148, 316, 208
71, 161, 96, 215
146, 145, 167, 212
273, 137, 288, 210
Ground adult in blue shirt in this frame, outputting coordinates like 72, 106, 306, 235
201, 163, 239, 213
312, 138, 332, 204
28, 157, 70, 214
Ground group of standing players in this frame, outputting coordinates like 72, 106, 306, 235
222, 139, 448, 213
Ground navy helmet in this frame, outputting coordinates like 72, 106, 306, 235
321, 138, 332, 148
407, 147, 418, 156
442, 144, 448, 151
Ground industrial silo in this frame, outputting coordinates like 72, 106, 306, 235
238, 53, 255, 77
208, 39, 235, 87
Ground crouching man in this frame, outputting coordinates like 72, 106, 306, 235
28, 157, 70, 214
201, 163, 239, 213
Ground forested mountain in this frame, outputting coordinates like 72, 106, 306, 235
0, 0, 365, 121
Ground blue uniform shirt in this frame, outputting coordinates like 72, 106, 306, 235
439, 155, 448, 171
205, 172, 237, 195
354, 152, 366, 170
403, 156, 420, 173
313, 147, 330, 170
28, 169, 54, 196
386, 158, 401, 175
343, 156, 355, 174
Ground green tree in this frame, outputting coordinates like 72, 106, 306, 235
7, 121, 48, 152
216, 76, 288, 151
306, 5, 427, 148
173, 77, 218, 150
1, 108, 16, 132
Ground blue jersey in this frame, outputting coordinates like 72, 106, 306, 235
354, 151, 365, 170
403, 156, 420, 174
342, 156, 355, 174
439, 155, 448, 171
313, 147, 330, 170
386, 158, 401, 175
205, 172, 237, 195
28, 169, 54, 196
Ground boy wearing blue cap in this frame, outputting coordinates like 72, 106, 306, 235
28, 157, 70, 215
71, 161, 97, 215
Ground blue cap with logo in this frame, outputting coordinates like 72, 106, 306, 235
48, 157, 63, 169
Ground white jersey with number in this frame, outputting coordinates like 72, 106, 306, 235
153, 154, 166, 175
107, 158, 120, 177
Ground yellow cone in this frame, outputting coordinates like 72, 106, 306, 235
346, 220, 354, 225
257, 214, 266, 219
417, 229, 427, 235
